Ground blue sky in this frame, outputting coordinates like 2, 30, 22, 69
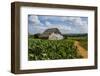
28, 15, 88, 35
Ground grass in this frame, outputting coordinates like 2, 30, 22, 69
68, 36, 88, 50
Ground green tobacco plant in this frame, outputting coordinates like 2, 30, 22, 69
28, 37, 82, 60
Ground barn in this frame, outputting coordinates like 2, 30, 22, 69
39, 28, 64, 40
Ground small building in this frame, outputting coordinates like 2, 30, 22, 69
39, 28, 64, 40
49, 32, 64, 40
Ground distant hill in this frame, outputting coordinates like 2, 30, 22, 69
63, 33, 88, 37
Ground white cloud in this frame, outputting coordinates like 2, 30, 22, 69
28, 15, 44, 34
28, 15, 88, 35
73, 17, 88, 33
45, 21, 72, 34
60, 17, 88, 33
45, 21, 51, 25
74, 17, 86, 26
28, 15, 40, 24
29, 24, 47, 35
45, 16, 88, 33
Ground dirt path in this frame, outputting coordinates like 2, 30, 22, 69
74, 41, 88, 58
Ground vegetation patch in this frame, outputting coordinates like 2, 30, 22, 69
28, 37, 82, 60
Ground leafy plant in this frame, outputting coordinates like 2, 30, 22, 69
28, 37, 82, 60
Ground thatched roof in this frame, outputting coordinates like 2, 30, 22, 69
39, 28, 62, 39
43, 28, 61, 35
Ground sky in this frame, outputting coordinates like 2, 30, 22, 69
28, 15, 88, 35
